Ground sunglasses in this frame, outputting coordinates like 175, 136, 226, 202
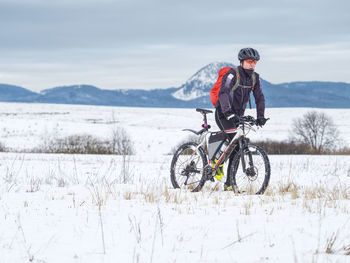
245, 59, 258, 64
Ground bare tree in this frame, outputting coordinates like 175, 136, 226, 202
110, 126, 135, 183
290, 111, 340, 153
111, 127, 135, 155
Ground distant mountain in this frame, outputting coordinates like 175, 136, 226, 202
172, 62, 235, 101
37, 85, 115, 105
0, 84, 38, 102
0, 62, 349, 108
39, 85, 187, 107
263, 81, 350, 108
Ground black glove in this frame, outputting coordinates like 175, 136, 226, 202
226, 114, 240, 125
256, 117, 268, 127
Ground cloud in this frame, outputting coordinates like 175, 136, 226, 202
1, 0, 349, 50
0, 0, 349, 91
1, 42, 350, 92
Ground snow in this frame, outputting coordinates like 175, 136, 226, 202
186, 62, 230, 84
0, 102, 350, 262
172, 62, 233, 101
0, 103, 349, 154
172, 87, 209, 101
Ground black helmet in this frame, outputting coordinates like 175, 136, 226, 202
238, 48, 260, 61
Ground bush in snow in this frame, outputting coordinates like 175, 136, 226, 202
0, 141, 8, 152
44, 134, 113, 154
37, 129, 135, 155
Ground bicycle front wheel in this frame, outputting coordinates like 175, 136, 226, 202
170, 142, 208, 192
228, 143, 270, 194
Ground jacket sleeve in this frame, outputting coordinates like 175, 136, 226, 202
218, 69, 237, 118
253, 74, 265, 118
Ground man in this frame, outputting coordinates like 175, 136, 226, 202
214, 47, 267, 190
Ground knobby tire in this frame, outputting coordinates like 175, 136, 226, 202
170, 142, 208, 192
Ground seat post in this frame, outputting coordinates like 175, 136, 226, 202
195, 108, 212, 128
203, 113, 208, 125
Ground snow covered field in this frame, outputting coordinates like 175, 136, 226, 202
0, 102, 350, 262
0, 102, 350, 154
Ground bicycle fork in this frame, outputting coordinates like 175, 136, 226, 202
238, 139, 254, 174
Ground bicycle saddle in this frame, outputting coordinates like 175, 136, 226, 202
196, 108, 213, 114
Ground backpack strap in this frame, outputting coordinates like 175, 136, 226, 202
230, 68, 256, 109
230, 68, 240, 93
248, 73, 256, 109
251, 72, 256, 91
231, 68, 256, 92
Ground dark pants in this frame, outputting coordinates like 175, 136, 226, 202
215, 109, 236, 131
214, 109, 238, 186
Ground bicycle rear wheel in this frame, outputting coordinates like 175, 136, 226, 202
228, 143, 270, 194
170, 142, 207, 192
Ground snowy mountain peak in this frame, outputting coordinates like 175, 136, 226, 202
186, 61, 235, 85
172, 61, 235, 101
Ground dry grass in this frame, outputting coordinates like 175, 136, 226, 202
163, 186, 170, 203
124, 191, 134, 200
242, 200, 252, 215
142, 191, 156, 203
26, 177, 42, 193
325, 232, 338, 254
323, 231, 350, 256
81, 170, 350, 223
263, 186, 274, 196
278, 181, 299, 196
116, 181, 350, 211
344, 245, 350, 255
302, 184, 350, 201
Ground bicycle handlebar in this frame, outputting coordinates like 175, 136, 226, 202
184, 110, 269, 135
237, 116, 270, 126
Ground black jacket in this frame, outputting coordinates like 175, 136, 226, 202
216, 66, 265, 119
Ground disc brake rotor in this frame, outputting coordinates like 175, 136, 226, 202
246, 166, 258, 181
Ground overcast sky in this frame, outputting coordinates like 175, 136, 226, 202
0, 0, 349, 92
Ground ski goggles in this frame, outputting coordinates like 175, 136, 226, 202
245, 59, 258, 64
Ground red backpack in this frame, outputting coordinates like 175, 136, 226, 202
210, 67, 256, 107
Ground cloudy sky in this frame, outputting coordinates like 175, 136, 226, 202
0, 0, 349, 92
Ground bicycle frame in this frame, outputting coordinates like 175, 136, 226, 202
195, 122, 256, 172
182, 109, 260, 180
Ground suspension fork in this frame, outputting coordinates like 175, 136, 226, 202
238, 138, 254, 173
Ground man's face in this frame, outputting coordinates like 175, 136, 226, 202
242, 59, 258, 70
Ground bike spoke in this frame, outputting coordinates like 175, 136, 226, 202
231, 144, 270, 194
171, 143, 206, 190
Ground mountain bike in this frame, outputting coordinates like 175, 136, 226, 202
170, 108, 270, 194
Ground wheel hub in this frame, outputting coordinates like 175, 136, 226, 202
181, 161, 199, 176
246, 166, 258, 181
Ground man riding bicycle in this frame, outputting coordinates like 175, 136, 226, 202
214, 47, 267, 190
